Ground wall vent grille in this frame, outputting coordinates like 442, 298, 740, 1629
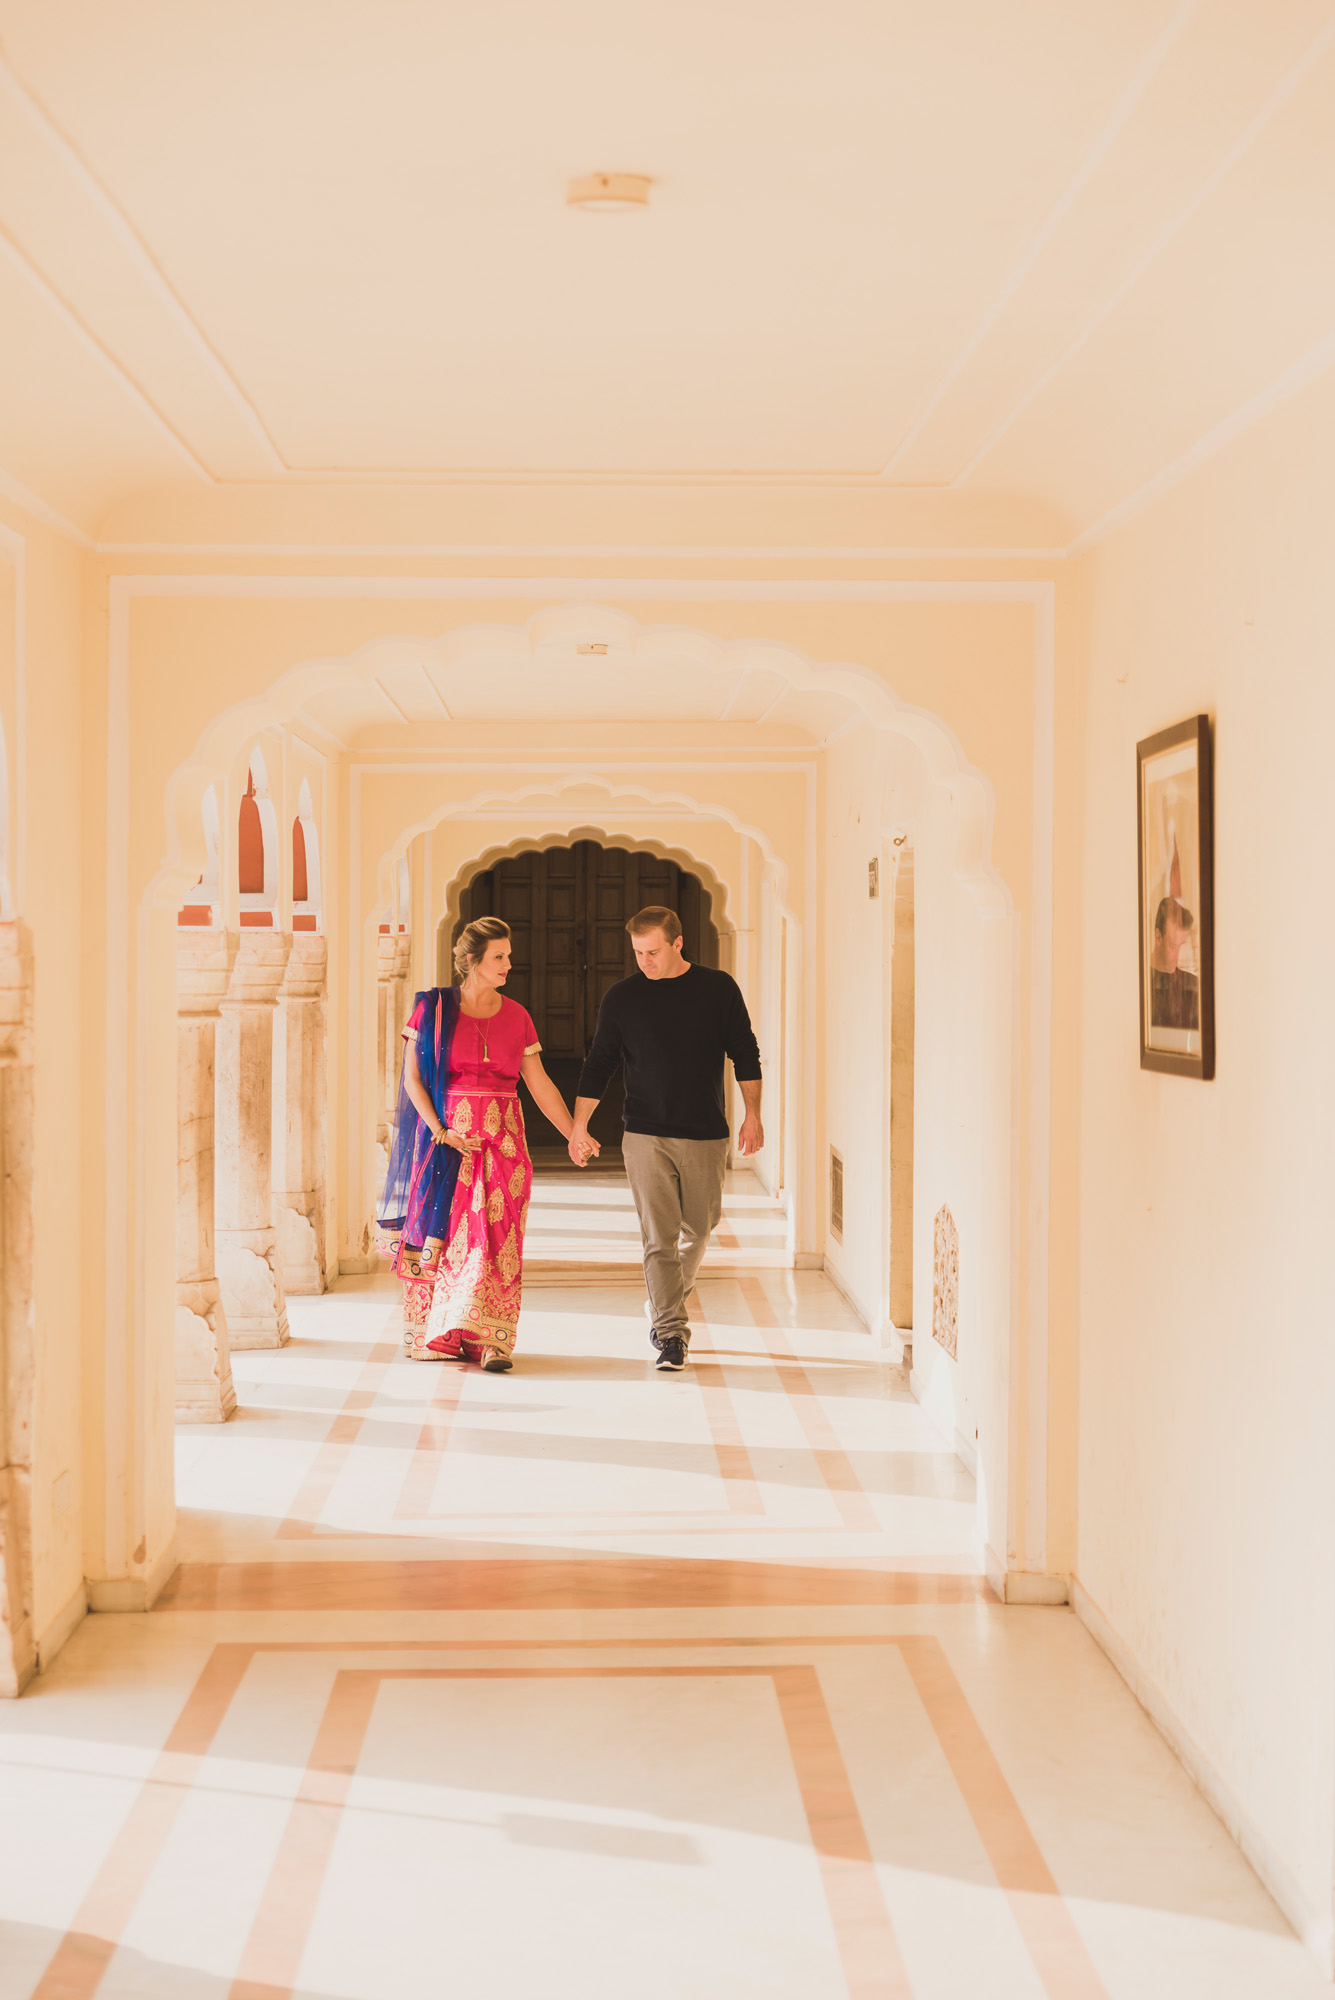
829, 1147, 844, 1242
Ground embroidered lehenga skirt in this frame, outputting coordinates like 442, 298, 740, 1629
404, 1087, 532, 1362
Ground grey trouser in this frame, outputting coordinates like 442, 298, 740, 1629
622, 1132, 729, 1349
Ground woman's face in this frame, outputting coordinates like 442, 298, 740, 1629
475, 937, 511, 985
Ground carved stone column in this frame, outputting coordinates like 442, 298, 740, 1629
393, 931, 413, 1027
175, 931, 238, 1422
216, 931, 292, 1348
0, 922, 34, 1696
374, 931, 400, 1197
273, 934, 327, 1295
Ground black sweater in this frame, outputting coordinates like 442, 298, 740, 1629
576, 965, 762, 1140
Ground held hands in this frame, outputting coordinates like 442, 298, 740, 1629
567, 1126, 601, 1168
432, 1125, 481, 1154
737, 1114, 765, 1157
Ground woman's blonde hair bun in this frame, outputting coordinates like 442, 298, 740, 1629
453, 916, 511, 981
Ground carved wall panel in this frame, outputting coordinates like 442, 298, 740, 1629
932, 1203, 959, 1360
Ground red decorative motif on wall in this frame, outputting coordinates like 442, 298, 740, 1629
238, 773, 265, 894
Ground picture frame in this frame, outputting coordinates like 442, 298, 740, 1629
1137, 714, 1214, 1080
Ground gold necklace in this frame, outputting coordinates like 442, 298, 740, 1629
465, 987, 494, 1062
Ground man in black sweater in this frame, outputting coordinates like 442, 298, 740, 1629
570, 906, 763, 1371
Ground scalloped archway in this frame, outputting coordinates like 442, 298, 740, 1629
145, 604, 1005, 921
119, 588, 1048, 1605
438, 827, 736, 956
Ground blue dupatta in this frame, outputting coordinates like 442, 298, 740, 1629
377, 986, 462, 1251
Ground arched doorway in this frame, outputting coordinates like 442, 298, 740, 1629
452, 840, 719, 1158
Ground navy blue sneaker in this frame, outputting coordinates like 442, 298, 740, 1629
655, 1335, 688, 1371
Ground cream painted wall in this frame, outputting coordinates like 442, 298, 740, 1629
823, 721, 1022, 1574
1071, 369, 1335, 1959
820, 595, 1037, 1577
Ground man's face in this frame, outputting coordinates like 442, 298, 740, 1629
632, 927, 685, 979
1154, 904, 1190, 973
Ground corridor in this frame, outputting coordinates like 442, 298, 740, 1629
0, 1275, 1323, 2000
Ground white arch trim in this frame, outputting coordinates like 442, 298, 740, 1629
374, 773, 797, 928
145, 600, 1014, 926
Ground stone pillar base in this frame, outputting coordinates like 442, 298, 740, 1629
217, 1231, 289, 1348
0, 1465, 35, 1697
276, 1197, 324, 1295
174, 1279, 237, 1423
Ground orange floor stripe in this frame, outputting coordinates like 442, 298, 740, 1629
687, 1298, 767, 1513
30, 1645, 255, 2000
771, 1662, 913, 1998
33, 1633, 1106, 2000
230, 1663, 908, 2000
899, 1636, 1112, 2000
229, 1669, 381, 2000
735, 1276, 882, 1532
157, 1557, 991, 1611
391, 1354, 469, 1519
277, 1336, 400, 1539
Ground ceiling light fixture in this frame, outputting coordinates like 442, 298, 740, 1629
566, 173, 651, 212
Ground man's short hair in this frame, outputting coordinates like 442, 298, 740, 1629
626, 905, 682, 944
1154, 895, 1195, 936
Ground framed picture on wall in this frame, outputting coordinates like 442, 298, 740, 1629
1137, 714, 1214, 1080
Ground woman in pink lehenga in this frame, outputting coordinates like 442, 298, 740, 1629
383, 917, 597, 1372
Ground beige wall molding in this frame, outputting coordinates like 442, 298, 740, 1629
0, 53, 285, 479
0, 472, 93, 550
879, 0, 1199, 480
1067, 323, 1335, 555
0, 225, 213, 482
93, 539, 1071, 560
952, 14, 1335, 495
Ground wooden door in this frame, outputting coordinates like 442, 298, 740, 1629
455, 843, 716, 1158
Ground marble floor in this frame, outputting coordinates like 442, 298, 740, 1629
1, 1271, 1325, 1999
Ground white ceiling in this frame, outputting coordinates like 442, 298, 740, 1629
1, 0, 1332, 537
293, 644, 844, 744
